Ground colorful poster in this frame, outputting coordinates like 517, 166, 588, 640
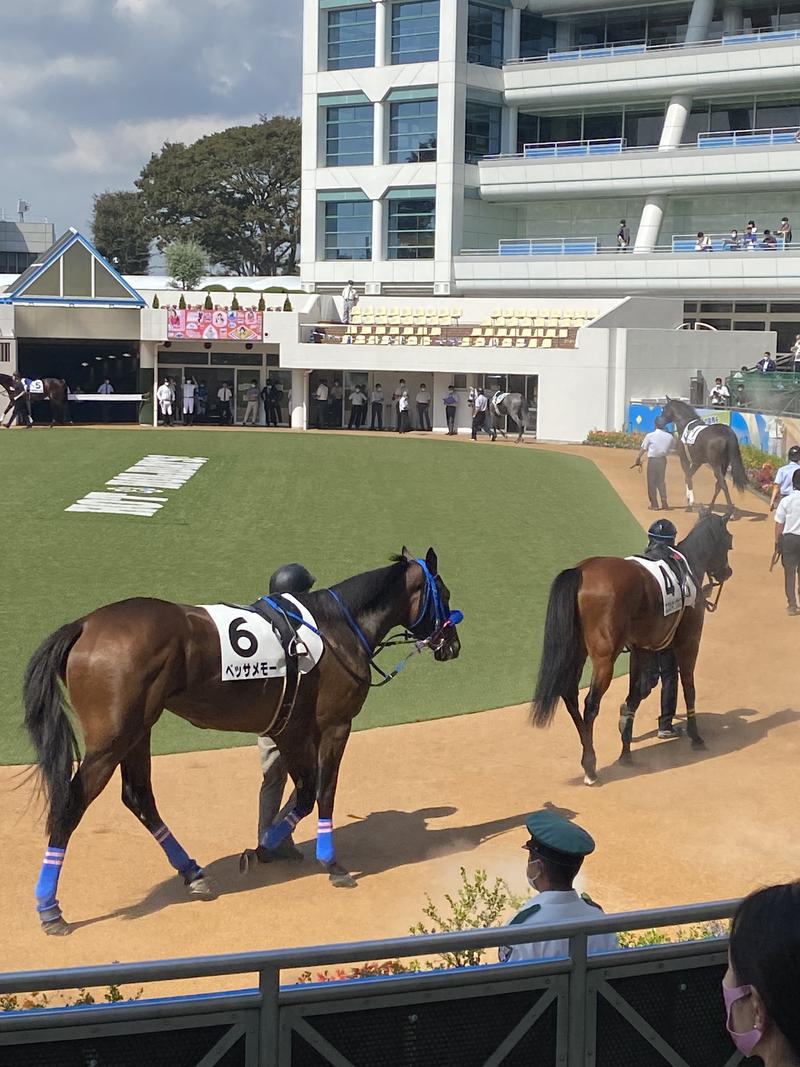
627, 402, 769, 450
167, 308, 263, 341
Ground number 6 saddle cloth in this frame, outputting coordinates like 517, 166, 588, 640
201, 595, 324, 683
625, 550, 697, 617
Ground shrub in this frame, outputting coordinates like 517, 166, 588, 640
178, 293, 186, 310
151, 294, 160, 309
258, 295, 266, 312
230, 294, 240, 311
585, 429, 644, 449
283, 295, 293, 312
203, 283, 228, 292
1, 985, 143, 1011
204, 293, 213, 310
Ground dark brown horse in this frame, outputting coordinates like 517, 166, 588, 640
659, 398, 747, 512
0, 373, 70, 427
24, 548, 460, 935
531, 512, 733, 785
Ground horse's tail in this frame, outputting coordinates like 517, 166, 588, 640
727, 434, 748, 491
531, 568, 583, 727
23, 621, 83, 839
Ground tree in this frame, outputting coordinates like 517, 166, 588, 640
164, 240, 208, 290
91, 191, 152, 274
136, 116, 300, 276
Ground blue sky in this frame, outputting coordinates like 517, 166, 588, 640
0, 0, 302, 235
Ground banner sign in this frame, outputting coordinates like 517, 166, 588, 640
167, 308, 263, 341
627, 402, 770, 451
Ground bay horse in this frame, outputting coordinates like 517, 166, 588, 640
488, 391, 531, 444
0, 373, 70, 427
24, 547, 461, 935
531, 512, 733, 785
659, 397, 747, 512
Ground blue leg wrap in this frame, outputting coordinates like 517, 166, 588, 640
153, 825, 201, 881
35, 847, 65, 922
262, 810, 300, 850
316, 819, 334, 864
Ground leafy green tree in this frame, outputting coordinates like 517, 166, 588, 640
164, 240, 208, 290
91, 191, 151, 274
137, 116, 300, 276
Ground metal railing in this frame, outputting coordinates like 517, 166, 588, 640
499, 237, 599, 256
459, 235, 793, 257
698, 125, 800, 148
672, 231, 786, 251
0, 898, 740, 1066
522, 137, 625, 158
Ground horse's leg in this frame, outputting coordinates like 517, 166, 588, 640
619, 648, 648, 763
562, 650, 589, 773
120, 733, 216, 899
582, 655, 614, 784
315, 722, 356, 887
674, 634, 704, 749
682, 456, 700, 510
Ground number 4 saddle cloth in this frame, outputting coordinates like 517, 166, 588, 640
625, 550, 697, 617
201, 595, 324, 683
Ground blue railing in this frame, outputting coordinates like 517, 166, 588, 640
671, 231, 786, 252
546, 40, 647, 61
698, 126, 800, 149
723, 27, 800, 45
523, 138, 625, 158
499, 237, 599, 256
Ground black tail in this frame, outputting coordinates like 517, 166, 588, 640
531, 568, 583, 727
727, 435, 747, 491
23, 622, 83, 838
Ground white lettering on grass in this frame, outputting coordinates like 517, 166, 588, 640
66, 455, 207, 517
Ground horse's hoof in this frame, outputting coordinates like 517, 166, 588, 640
691, 738, 706, 750
42, 917, 71, 936
324, 862, 357, 888
583, 773, 598, 786
618, 752, 633, 765
239, 849, 256, 875
187, 875, 218, 899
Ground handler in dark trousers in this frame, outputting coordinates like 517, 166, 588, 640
641, 518, 682, 738
256, 562, 316, 861
635, 420, 674, 510
775, 468, 800, 615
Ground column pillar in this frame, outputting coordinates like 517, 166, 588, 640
507, 4, 523, 62
659, 93, 692, 149
555, 20, 573, 52
371, 197, 385, 264
503, 107, 519, 155
685, 0, 715, 43
633, 196, 666, 253
139, 340, 156, 426
291, 368, 308, 429
373, 98, 386, 166
374, 0, 388, 66
723, 2, 743, 34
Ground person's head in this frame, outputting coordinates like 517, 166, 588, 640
620, 219, 626, 225
449, 384, 455, 391
741, 365, 748, 372
764, 228, 772, 236
737, 382, 745, 393
782, 216, 789, 223
789, 445, 800, 463
375, 382, 381, 389
104, 378, 110, 384
764, 351, 771, 359
748, 220, 755, 227
724, 882, 800, 1060
648, 517, 678, 548
399, 378, 405, 386
347, 279, 353, 286
697, 231, 704, 239
478, 388, 484, 396
715, 377, 723, 386
522, 811, 595, 892
269, 562, 315, 595
730, 228, 738, 236
793, 469, 800, 490
334, 378, 340, 386
420, 382, 426, 390
251, 379, 257, 387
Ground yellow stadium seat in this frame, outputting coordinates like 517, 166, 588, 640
381, 335, 392, 345
354, 336, 366, 344
471, 326, 483, 336
482, 317, 493, 327
407, 336, 418, 346
389, 326, 400, 336
490, 308, 501, 319
502, 337, 513, 347
528, 337, 539, 348
474, 337, 486, 347
431, 326, 442, 336
516, 337, 527, 348
541, 338, 552, 348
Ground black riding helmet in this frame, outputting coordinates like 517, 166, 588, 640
648, 518, 677, 545
789, 445, 800, 462
269, 563, 315, 595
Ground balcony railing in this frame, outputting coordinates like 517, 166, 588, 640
671, 232, 786, 251
522, 137, 625, 159
458, 234, 791, 257
698, 126, 800, 148
499, 237, 599, 256
507, 25, 800, 65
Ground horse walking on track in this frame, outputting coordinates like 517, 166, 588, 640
531, 512, 733, 785
24, 547, 461, 935
0, 373, 70, 427
488, 391, 531, 444
658, 397, 747, 512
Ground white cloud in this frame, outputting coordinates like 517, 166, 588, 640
54, 113, 259, 174
0, 55, 114, 100
113, 0, 163, 18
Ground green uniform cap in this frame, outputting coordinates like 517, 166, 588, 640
523, 810, 596, 860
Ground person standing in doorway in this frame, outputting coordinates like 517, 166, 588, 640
328, 378, 343, 428
341, 280, 358, 324
195, 379, 208, 421
398, 387, 410, 434
635, 420, 674, 510
472, 388, 490, 440
260, 379, 272, 425
443, 384, 458, 435
270, 378, 284, 425
347, 383, 367, 429
97, 378, 114, 422
157, 377, 173, 426
415, 382, 431, 431
312, 378, 328, 428
243, 380, 260, 426
370, 382, 384, 430
217, 381, 233, 425
774, 469, 800, 615
392, 379, 407, 431
182, 376, 196, 426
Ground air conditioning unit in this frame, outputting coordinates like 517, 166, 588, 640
433, 282, 451, 296
365, 282, 382, 295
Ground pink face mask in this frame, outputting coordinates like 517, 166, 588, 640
722, 983, 763, 1056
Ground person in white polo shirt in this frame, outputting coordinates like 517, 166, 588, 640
182, 376, 197, 426
635, 420, 674, 511
770, 445, 800, 511
774, 468, 800, 615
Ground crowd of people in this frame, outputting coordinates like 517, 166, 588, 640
695, 217, 792, 251
310, 379, 444, 433
155, 376, 287, 427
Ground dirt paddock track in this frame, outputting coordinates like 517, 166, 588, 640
1, 442, 798, 987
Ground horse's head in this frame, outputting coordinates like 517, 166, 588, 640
692, 509, 734, 584
401, 546, 461, 661
658, 397, 676, 428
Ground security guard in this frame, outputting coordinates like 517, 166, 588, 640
774, 468, 800, 616
498, 811, 617, 963
256, 562, 316, 862
635, 420, 674, 510
641, 518, 682, 739
770, 445, 800, 511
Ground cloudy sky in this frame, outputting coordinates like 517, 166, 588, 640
0, 0, 302, 235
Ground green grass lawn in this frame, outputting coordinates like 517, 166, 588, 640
0, 429, 643, 764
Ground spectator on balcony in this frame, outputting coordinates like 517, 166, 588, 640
341, 280, 358, 324
792, 335, 800, 373
616, 220, 630, 251
724, 881, 800, 1062
695, 231, 712, 252
745, 221, 758, 250
734, 382, 749, 408
778, 216, 792, 245
758, 351, 777, 373
709, 377, 731, 407
762, 229, 778, 250
370, 383, 384, 430
498, 810, 617, 964
724, 228, 742, 251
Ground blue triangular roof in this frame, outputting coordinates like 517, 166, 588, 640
0, 228, 145, 307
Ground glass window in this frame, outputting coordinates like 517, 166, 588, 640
467, 3, 505, 67
391, 1, 440, 64
324, 201, 373, 260
389, 99, 438, 162
326, 104, 374, 166
605, 11, 646, 42
680, 104, 711, 144
709, 102, 755, 132
779, 0, 800, 29
387, 198, 436, 259
538, 114, 582, 143
517, 112, 539, 153
465, 101, 502, 162
520, 12, 556, 57
647, 8, 687, 44
624, 108, 663, 147
584, 112, 623, 140
573, 13, 605, 46
327, 7, 376, 70
755, 96, 800, 129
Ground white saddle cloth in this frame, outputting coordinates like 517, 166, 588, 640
680, 421, 708, 447
24, 379, 44, 395
491, 391, 509, 416
625, 551, 697, 617
201, 595, 324, 682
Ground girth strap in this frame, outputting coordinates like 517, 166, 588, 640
249, 596, 304, 737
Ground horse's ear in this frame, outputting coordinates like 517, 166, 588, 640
664, 394, 672, 402
425, 547, 438, 574
401, 546, 413, 562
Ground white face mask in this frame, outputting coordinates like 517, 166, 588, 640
527, 859, 543, 890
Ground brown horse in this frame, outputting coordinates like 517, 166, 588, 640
0, 373, 70, 427
531, 512, 733, 784
24, 547, 460, 935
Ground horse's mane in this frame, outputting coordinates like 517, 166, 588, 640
678, 512, 726, 558
664, 397, 698, 420
323, 556, 409, 616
